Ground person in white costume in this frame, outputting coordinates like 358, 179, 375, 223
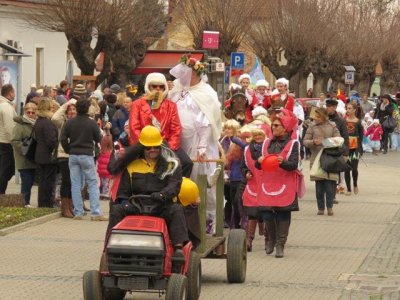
169, 55, 222, 234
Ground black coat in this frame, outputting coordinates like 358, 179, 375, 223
329, 112, 349, 156
34, 116, 58, 165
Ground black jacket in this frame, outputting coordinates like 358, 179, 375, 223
34, 116, 58, 165
117, 156, 183, 202
329, 112, 349, 156
60, 115, 101, 156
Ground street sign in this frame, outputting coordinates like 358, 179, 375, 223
230, 52, 245, 69
230, 69, 244, 77
215, 62, 225, 72
345, 71, 354, 85
202, 31, 219, 49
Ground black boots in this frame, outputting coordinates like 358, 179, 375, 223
275, 220, 290, 258
264, 220, 276, 255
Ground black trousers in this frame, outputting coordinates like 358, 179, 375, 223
0, 143, 15, 194
38, 164, 57, 207
58, 159, 72, 198
175, 147, 193, 178
107, 202, 189, 245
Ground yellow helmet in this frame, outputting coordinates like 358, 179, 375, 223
178, 177, 200, 206
138, 126, 163, 147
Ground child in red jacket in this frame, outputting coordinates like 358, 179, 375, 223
365, 119, 383, 155
97, 132, 113, 197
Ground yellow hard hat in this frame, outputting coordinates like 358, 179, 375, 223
138, 126, 163, 147
178, 177, 200, 206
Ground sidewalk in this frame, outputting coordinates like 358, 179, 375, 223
0, 152, 400, 299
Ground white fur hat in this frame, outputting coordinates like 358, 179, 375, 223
145, 72, 169, 98
276, 77, 289, 88
373, 119, 380, 124
252, 106, 268, 118
239, 74, 251, 83
256, 79, 269, 88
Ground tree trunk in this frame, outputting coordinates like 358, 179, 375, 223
298, 74, 308, 98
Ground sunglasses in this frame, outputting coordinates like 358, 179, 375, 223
144, 146, 161, 150
150, 84, 165, 89
26, 111, 36, 115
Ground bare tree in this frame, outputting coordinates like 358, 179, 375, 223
246, 0, 342, 83
27, 0, 168, 87
177, 0, 259, 63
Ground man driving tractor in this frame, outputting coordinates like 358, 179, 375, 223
106, 125, 189, 256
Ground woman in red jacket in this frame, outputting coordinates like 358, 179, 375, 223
129, 72, 193, 177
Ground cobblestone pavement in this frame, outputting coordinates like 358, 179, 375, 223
1, 151, 400, 299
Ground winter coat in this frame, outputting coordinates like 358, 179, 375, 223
34, 114, 58, 165
0, 95, 17, 143
329, 112, 349, 156
111, 107, 129, 140
303, 120, 340, 181
365, 124, 383, 141
97, 151, 112, 179
129, 97, 182, 151
11, 116, 38, 170
51, 101, 70, 160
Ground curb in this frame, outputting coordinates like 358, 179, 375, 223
0, 212, 61, 236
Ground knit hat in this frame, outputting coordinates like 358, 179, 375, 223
91, 90, 103, 102
73, 84, 87, 96
110, 84, 122, 94
144, 72, 168, 98
251, 106, 268, 118
373, 119, 380, 124
256, 79, 269, 88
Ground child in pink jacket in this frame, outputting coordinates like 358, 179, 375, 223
97, 133, 113, 196
365, 119, 383, 155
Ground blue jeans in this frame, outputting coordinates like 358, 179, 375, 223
19, 169, 35, 205
69, 155, 102, 217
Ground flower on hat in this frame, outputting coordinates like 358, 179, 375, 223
179, 54, 208, 75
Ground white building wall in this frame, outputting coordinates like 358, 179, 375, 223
0, 8, 79, 101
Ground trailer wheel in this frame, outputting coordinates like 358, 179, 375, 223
226, 229, 247, 283
187, 251, 201, 300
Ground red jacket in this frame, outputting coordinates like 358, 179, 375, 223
271, 94, 294, 111
97, 151, 112, 179
251, 94, 271, 110
129, 97, 182, 150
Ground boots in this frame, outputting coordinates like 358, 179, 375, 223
258, 220, 265, 236
275, 220, 290, 258
264, 220, 276, 254
61, 198, 74, 218
263, 222, 269, 251
246, 220, 257, 252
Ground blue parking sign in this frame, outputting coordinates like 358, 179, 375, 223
230, 52, 245, 69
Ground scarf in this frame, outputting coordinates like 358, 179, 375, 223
22, 115, 36, 125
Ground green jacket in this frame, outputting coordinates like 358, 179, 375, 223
11, 116, 38, 170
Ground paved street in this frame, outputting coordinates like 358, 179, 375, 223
1, 151, 400, 299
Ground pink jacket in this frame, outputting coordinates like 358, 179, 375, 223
97, 151, 112, 178
365, 125, 383, 141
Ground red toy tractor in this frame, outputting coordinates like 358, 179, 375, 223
83, 195, 201, 300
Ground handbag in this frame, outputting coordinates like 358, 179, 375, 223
21, 128, 37, 161
382, 116, 397, 131
320, 147, 351, 173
